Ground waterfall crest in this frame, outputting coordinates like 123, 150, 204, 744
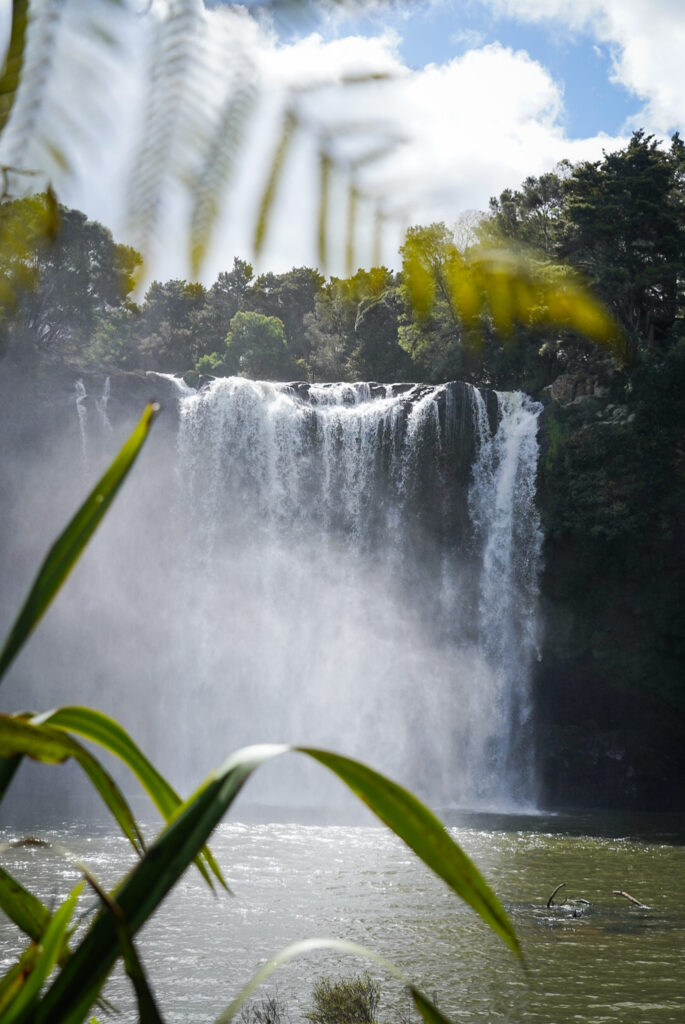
173, 377, 542, 810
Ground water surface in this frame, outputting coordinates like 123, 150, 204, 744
1, 813, 683, 1023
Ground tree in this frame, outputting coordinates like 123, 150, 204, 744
397, 223, 468, 382
249, 267, 325, 362
561, 131, 685, 353
139, 278, 207, 370
484, 167, 569, 257
351, 291, 412, 381
224, 310, 292, 379
305, 267, 396, 380
195, 258, 256, 358
0, 196, 141, 360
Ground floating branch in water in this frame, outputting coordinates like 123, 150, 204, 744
612, 890, 648, 908
546, 882, 566, 908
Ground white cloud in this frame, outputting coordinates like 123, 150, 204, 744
7, 3, 628, 281
481, 0, 685, 134
208, 35, 624, 276
449, 28, 487, 48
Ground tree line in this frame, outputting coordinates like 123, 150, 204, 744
1, 130, 683, 396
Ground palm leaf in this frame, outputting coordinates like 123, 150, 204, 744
0, 402, 158, 682
408, 986, 456, 1024
0, 945, 42, 1018
189, 62, 258, 278
82, 870, 164, 1024
125, 0, 199, 261
254, 108, 298, 258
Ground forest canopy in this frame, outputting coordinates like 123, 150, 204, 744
1, 130, 683, 396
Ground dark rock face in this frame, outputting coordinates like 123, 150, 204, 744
533, 388, 685, 811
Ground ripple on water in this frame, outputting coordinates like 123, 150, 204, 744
1, 819, 684, 1023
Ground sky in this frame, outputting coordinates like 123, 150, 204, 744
2, 0, 685, 281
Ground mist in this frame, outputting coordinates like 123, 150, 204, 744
0, 372, 542, 823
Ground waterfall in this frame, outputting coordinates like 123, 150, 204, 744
74, 379, 88, 470
171, 377, 543, 810
469, 390, 543, 804
95, 376, 113, 432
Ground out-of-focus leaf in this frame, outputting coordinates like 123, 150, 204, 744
0, 944, 41, 1018
345, 182, 358, 278
35, 744, 518, 1024
409, 986, 456, 1024
0, 191, 59, 317
254, 109, 297, 258
0, 717, 145, 856
83, 871, 164, 1024
0, 865, 51, 941
0, 0, 29, 137
126, 0, 199, 262
34, 705, 227, 891
1, 883, 82, 1024
213, 939, 458, 1024
403, 244, 436, 317
403, 234, 622, 351
317, 148, 332, 270
0, 402, 158, 683
0, 754, 22, 801
190, 72, 257, 278
213, 937, 450, 1024
372, 205, 383, 269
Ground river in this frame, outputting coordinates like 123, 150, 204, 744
1, 812, 683, 1023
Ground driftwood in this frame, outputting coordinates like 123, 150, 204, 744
546, 882, 566, 907
612, 889, 648, 908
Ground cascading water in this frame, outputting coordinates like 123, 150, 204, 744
469, 390, 543, 803
170, 377, 543, 810
74, 379, 88, 470
95, 376, 113, 432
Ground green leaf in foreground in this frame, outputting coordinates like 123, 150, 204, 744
0, 716, 145, 856
0, 865, 52, 943
298, 748, 520, 956
34, 744, 519, 1024
0, 403, 159, 683
83, 871, 164, 1024
1, 882, 82, 1024
34, 705, 227, 891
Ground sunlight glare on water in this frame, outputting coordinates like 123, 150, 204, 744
1, 815, 683, 1023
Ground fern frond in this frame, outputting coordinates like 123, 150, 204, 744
0, 0, 30, 138
345, 180, 358, 276
0, 0, 63, 176
254, 106, 298, 258
125, 0, 200, 260
189, 49, 259, 277
317, 145, 332, 269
